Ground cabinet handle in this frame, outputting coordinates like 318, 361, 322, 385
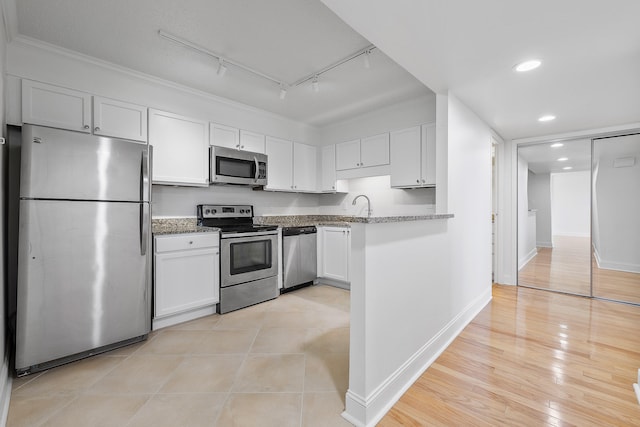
83, 125, 90, 130
188, 241, 193, 245
332, 185, 335, 189
422, 179, 426, 183
416, 179, 420, 183
94, 126, 101, 132
241, 145, 245, 149
236, 144, 240, 148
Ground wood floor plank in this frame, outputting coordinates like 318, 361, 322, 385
381, 285, 640, 426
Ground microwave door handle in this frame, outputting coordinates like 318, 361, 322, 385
254, 156, 259, 181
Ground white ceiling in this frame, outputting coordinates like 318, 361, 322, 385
321, 0, 640, 140
518, 139, 591, 174
11, 0, 433, 127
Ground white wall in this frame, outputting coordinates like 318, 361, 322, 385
517, 155, 536, 267
318, 94, 435, 144
528, 172, 552, 247
344, 93, 494, 427
593, 134, 640, 272
551, 171, 590, 237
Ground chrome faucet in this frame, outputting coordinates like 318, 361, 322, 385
352, 194, 372, 217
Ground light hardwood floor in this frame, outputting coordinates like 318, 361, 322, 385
518, 235, 640, 304
380, 284, 640, 426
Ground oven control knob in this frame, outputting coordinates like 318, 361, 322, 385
212, 209, 217, 214
240, 209, 245, 213
205, 209, 210, 215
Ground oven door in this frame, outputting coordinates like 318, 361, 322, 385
221, 232, 278, 287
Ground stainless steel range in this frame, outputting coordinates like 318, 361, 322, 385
197, 205, 279, 314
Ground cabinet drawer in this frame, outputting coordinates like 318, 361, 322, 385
155, 233, 219, 253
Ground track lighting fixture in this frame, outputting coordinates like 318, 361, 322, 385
217, 59, 227, 77
158, 29, 377, 100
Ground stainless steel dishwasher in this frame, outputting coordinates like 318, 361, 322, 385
282, 226, 317, 291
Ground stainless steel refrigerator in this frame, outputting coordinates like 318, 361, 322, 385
16, 124, 152, 375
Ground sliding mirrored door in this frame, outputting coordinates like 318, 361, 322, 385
592, 134, 640, 304
517, 140, 592, 296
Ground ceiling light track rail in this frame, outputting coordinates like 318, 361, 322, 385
158, 29, 376, 94
158, 30, 283, 86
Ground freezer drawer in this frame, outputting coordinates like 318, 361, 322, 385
16, 199, 151, 372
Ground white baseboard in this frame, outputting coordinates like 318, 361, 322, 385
593, 246, 640, 273
315, 278, 350, 291
518, 247, 538, 269
554, 232, 590, 238
536, 241, 553, 248
0, 356, 12, 427
634, 383, 640, 405
152, 304, 217, 330
343, 287, 492, 427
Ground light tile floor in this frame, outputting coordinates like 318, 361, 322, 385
7, 284, 352, 427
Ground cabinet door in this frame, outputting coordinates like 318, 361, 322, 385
93, 96, 147, 142
336, 139, 361, 170
360, 132, 390, 167
320, 145, 337, 192
293, 142, 317, 192
265, 136, 293, 191
390, 126, 422, 187
210, 123, 240, 149
319, 227, 350, 282
22, 80, 91, 132
240, 130, 265, 153
154, 247, 219, 318
149, 109, 209, 186
421, 123, 436, 186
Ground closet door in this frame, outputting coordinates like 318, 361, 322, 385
591, 133, 640, 304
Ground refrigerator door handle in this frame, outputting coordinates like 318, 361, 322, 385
141, 148, 150, 202
140, 203, 149, 256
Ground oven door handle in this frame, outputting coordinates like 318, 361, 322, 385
221, 230, 279, 239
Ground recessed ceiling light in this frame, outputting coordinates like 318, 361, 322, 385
514, 59, 542, 72
550, 143, 564, 148
538, 115, 556, 122
563, 166, 573, 170
558, 157, 569, 162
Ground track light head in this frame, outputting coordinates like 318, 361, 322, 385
279, 84, 287, 100
217, 59, 227, 77
311, 75, 319, 92
363, 50, 371, 69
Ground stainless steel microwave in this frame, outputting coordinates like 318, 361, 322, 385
210, 145, 268, 186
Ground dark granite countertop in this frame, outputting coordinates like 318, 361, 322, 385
152, 218, 219, 235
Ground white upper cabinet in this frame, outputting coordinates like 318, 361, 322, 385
293, 142, 317, 192
390, 123, 436, 188
320, 145, 337, 192
265, 136, 293, 191
239, 130, 266, 153
149, 109, 209, 187
22, 80, 91, 133
93, 96, 147, 142
336, 139, 360, 170
22, 80, 147, 142
336, 133, 389, 171
360, 133, 390, 168
210, 123, 240, 149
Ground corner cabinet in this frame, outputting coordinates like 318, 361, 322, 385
149, 109, 209, 186
317, 226, 351, 284
390, 123, 436, 188
265, 137, 317, 192
153, 232, 220, 330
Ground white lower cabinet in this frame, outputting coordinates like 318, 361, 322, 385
317, 226, 351, 283
153, 232, 220, 330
